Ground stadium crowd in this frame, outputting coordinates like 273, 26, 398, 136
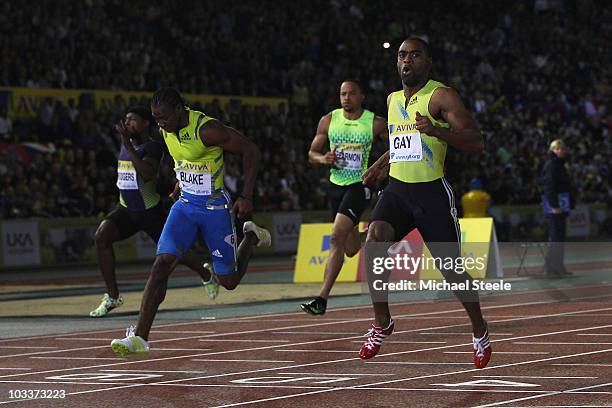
0, 0, 610, 223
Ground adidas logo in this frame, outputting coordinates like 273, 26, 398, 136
212, 249, 223, 258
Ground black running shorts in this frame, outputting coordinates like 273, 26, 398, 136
370, 177, 460, 245
328, 181, 371, 225
104, 202, 166, 242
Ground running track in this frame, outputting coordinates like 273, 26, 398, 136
0, 285, 611, 407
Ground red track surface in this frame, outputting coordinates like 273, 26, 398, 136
1, 285, 611, 407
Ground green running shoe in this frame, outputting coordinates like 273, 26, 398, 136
89, 293, 123, 317
300, 297, 327, 316
202, 262, 219, 300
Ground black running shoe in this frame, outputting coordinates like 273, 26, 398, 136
300, 297, 327, 315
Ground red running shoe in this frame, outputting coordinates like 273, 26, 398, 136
473, 323, 492, 369
359, 319, 394, 360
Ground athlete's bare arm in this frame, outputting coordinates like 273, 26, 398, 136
198, 119, 259, 218
417, 87, 484, 153
363, 96, 392, 187
308, 113, 335, 165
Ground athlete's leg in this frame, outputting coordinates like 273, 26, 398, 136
216, 228, 258, 290
318, 213, 358, 299
135, 200, 199, 340
135, 253, 180, 340
203, 202, 269, 290
94, 220, 122, 299
414, 179, 486, 337
344, 227, 365, 257
94, 206, 139, 300
178, 251, 212, 282
365, 220, 396, 328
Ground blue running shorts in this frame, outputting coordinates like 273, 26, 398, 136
157, 193, 237, 275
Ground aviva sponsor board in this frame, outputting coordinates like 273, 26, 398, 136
293, 223, 366, 283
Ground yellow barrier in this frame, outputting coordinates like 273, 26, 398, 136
293, 223, 366, 283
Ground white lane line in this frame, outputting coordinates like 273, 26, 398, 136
198, 339, 290, 343
55, 338, 112, 341
349, 340, 448, 344
514, 342, 612, 345
472, 375, 598, 379
366, 362, 473, 365
354, 387, 612, 395
0, 368, 30, 371
473, 381, 612, 408
444, 351, 549, 355
102, 369, 209, 374
419, 332, 515, 336
272, 331, 359, 335
278, 350, 355, 353
154, 348, 212, 351
191, 359, 294, 363
30, 357, 125, 361
282, 372, 393, 376
0, 346, 57, 349
150, 331, 216, 334
0, 380, 131, 386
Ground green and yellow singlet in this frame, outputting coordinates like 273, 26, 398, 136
328, 108, 375, 186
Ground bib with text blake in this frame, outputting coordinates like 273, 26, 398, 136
389, 132, 422, 162
175, 160, 212, 196
116, 160, 139, 190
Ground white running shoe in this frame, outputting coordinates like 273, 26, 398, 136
110, 326, 150, 357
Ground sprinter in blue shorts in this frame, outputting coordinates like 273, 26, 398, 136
111, 88, 271, 356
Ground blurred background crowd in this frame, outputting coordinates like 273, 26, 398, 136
0, 0, 610, 228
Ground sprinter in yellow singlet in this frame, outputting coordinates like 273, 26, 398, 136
111, 88, 271, 357
301, 80, 387, 316
358, 38, 492, 369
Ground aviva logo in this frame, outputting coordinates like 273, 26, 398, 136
397, 101, 409, 120
176, 161, 210, 172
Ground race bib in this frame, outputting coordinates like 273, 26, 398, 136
116, 160, 139, 190
389, 132, 422, 162
335, 143, 364, 170
175, 161, 212, 196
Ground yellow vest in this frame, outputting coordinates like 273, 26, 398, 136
160, 108, 224, 197
388, 80, 450, 183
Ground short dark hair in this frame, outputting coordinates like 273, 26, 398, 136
151, 87, 184, 109
126, 105, 152, 122
404, 36, 431, 57
342, 79, 363, 92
